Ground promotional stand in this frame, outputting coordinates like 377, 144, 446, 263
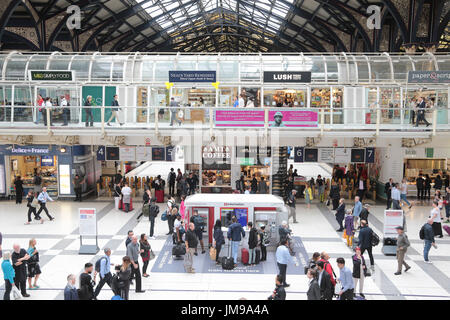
79, 208, 99, 255
382, 209, 404, 256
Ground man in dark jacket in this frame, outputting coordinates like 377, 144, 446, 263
416, 174, 424, 200
248, 222, 259, 265
423, 218, 436, 263
360, 204, 370, 223
358, 220, 374, 270
149, 199, 159, 239
414, 96, 430, 127
287, 189, 297, 223
227, 217, 245, 266
11, 244, 30, 297
190, 210, 205, 255
251, 174, 258, 194
79, 263, 95, 300
385, 178, 394, 209
268, 275, 286, 300
335, 198, 345, 232
329, 180, 340, 210
64, 274, 79, 300
316, 261, 334, 300
185, 223, 198, 273
106, 94, 122, 126
168, 168, 176, 196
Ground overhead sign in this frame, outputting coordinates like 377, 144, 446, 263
166, 146, 175, 162
304, 148, 318, 162
136, 146, 152, 161
351, 149, 365, 163
383, 210, 404, 237
334, 148, 351, 163
169, 71, 216, 82
202, 146, 231, 159
152, 147, 165, 161
79, 208, 97, 236
119, 146, 136, 161
29, 70, 74, 82
96, 146, 106, 161
365, 148, 375, 163
106, 146, 120, 161
41, 156, 54, 167
408, 71, 450, 84
263, 71, 312, 83
318, 148, 334, 163
294, 147, 304, 163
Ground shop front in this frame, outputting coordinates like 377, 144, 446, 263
235, 146, 271, 192
201, 145, 232, 194
0, 145, 100, 199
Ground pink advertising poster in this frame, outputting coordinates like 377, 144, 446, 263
214, 109, 318, 127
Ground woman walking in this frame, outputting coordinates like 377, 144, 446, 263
335, 198, 346, 232
14, 176, 24, 204
430, 200, 444, 238
2, 252, 15, 300
139, 234, 151, 278
304, 183, 313, 209
116, 256, 132, 300
27, 239, 41, 290
352, 247, 367, 298
247, 222, 258, 266
344, 209, 355, 247
213, 219, 225, 265
400, 178, 412, 209
329, 179, 340, 210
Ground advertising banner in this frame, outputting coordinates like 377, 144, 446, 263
214, 109, 318, 127
383, 210, 404, 237
79, 208, 97, 236
351, 149, 365, 163
408, 71, 450, 84
263, 71, 312, 83
334, 148, 351, 163
59, 164, 71, 195
152, 147, 165, 161
318, 148, 334, 163
29, 70, 74, 82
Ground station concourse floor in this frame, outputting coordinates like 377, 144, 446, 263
0, 198, 449, 300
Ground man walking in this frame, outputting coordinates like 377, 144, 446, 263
391, 183, 401, 210
414, 96, 430, 127
336, 257, 354, 300
60, 95, 69, 126
190, 210, 206, 255
168, 168, 176, 197
64, 274, 79, 300
169, 97, 179, 126
37, 187, 55, 221
352, 196, 362, 229
184, 222, 198, 273
84, 95, 94, 127
276, 239, 292, 287
79, 263, 95, 300
385, 178, 394, 209
227, 216, 246, 267
394, 226, 411, 275
287, 189, 298, 223
422, 218, 436, 263
358, 220, 375, 271
149, 199, 159, 240
93, 248, 113, 298
126, 236, 145, 293
11, 244, 30, 297
416, 174, 424, 200
316, 261, 334, 300
73, 174, 85, 202
106, 94, 123, 126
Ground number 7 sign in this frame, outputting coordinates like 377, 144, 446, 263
365, 148, 375, 163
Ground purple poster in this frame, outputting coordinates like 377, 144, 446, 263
214, 109, 318, 127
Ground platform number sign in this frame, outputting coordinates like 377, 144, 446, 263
294, 147, 304, 162
96, 146, 106, 161
365, 148, 375, 163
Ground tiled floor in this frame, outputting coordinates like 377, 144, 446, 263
0, 198, 449, 300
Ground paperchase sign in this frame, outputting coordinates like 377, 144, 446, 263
263, 71, 311, 83
408, 71, 450, 84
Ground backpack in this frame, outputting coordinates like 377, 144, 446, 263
95, 256, 107, 273
149, 204, 159, 217
142, 204, 150, 217
169, 172, 176, 183
371, 231, 380, 246
419, 224, 426, 240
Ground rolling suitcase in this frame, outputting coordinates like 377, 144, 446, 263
156, 189, 164, 203
221, 244, 234, 270
241, 248, 249, 265
172, 244, 186, 256
443, 225, 450, 236
255, 248, 261, 264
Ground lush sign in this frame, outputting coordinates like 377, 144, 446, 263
263, 71, 311, 83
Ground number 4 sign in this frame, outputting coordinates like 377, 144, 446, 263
97, 146, 106, 161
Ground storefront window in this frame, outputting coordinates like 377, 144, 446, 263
219, 87, 238, 107
240, 87, 260, 107
311, 87, 330, 124
263, 89, 306, 108
218, 61, 238, 81
365, 87, 378, 124
13, 86, 33, 122
0, 86, 12, 122
150, 87, 169, 123
380, 87, 401, 124
136, 86, 148, 123
332, 87, 343, 124
154, 61, 174, 81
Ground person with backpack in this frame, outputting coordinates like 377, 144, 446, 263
168, 168, 176, 197
316, 260, 334, 300
36, 187, 55, 221
93, 248, 113, 299
394, 226, 411, 275
184, 223, 198, 273
190, 210, 206, 255
358, 220, 375, 271
78, 263, 95, 300
247, 222, 258, 266
148, 199, 159, 240
421, 218, 436, 263
114, 256, 132, 300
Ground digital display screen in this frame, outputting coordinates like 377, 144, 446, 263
220, 207, 248, 228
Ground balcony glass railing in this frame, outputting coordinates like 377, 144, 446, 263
0, 105, 447, 133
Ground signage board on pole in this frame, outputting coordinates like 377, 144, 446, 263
79, 208, 99, 254
383, 209, 404, 237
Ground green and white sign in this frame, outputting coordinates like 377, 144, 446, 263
29, 70, 74, 81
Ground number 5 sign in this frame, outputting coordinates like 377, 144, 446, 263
294, 147, 304, 163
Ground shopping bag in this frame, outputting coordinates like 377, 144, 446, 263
209, 247, 217, 261
12, 286, 23, 300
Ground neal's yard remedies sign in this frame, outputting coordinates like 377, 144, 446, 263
263, 71, 311, 83
408, 71, 450, 84
29, 70, 74, 81
169, 71, 216, 82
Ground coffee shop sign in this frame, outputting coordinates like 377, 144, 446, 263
202, 146, 231, 159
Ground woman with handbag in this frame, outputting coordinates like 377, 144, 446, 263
25, 191, 43, 225
213, 219, 225, 265
352, 247, 367, 298
116, 256, 132, 300
2, 251, 16, 300
139, 234, 151, 278
27, 239, 41, 290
